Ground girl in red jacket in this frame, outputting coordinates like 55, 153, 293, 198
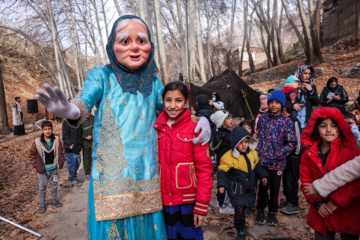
154, 81, 213, 240
300, 107, 360, 240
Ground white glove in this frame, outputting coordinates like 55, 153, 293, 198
192, 116, 211, 146
35, 83, 81, 120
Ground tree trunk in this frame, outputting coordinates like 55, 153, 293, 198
154, 0, 169, 84
238, 36, 246, 76
144, 0, 158, 66
204, 0, 213, 78
139, 0, 146, 20
188, 0, 196, 83
113, 0, 123, 17
246, 2, 255, 73
298, 0, 318, 65
0, 65, 10, 134
61, 0, 82, 91
92, 0, 107, 65
216, 0, 221, 75
310, 0, 323, 63
194, 0, 206, 82
176, 0, 188, 80
227, 0, 236, 70
101, 0, 110, 39
280, 0, 306, 50
276, 5, 286, 63
45, 0, 66, 95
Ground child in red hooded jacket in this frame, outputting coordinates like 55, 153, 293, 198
154, 81, 213, 240
300, 107, 360, 240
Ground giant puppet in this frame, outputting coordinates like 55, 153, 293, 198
35, 15, 210, 239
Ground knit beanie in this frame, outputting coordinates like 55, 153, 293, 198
267, 89, 286, 107
210, 111, 230, 128
259, 94, 268, 111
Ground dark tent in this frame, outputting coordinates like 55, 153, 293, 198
189, 70, 260, 119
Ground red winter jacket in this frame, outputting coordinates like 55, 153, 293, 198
300, 107, 360, 236
154, 109, 213, 215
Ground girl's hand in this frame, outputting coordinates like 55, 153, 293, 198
318, 203, 332, 217
303, 183, 319, 197
326, 201, 338, 212
304, 83, 312, 91
261, 178, 267, 186
194, 214, 205, 228
219, 187, 225, 194
293, 103, 301, 111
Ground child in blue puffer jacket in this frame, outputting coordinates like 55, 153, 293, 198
255, 90, 297, 226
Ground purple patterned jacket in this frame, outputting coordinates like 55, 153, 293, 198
256, 112, 297, 169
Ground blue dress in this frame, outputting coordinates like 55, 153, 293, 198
72, 66, 167, 240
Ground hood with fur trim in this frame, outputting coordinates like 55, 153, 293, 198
230, 127, 258, 159
301, 107, 356, 148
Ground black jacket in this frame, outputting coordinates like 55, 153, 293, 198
82, 115, 95, 148
319, 84, 348, 114
210, 127, 231, 166
62, 119, 83, 154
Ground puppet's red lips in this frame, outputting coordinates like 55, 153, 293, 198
130, 55, 140, 61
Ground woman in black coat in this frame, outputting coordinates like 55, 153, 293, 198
319, 77, 349, 114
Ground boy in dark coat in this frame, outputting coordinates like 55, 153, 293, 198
218, 127, 268, 240
62, 119, 83, 187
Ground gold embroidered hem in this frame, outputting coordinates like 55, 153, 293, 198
71, 99, 89, 124
94, 189, 163, 221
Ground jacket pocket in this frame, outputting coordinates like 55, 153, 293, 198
176, 163, 196, 189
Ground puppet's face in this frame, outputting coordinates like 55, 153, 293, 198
113, 20, 151, 70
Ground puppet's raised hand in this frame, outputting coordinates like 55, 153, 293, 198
193, 117, 211, 146
35, 83, 81, 120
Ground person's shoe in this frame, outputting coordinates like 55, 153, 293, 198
236, 227, 248, 240
50, 200, 63, 208
267, 212, 278, 226
280, 199, 288, 208
282, 203, 299, 215
71, 179, 82, 187
38, 205, 46, 214
86, 175, 90, 181
255, 210, 266, 224
219, 205, 234, 214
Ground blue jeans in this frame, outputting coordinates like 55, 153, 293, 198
65, 153, 81, 180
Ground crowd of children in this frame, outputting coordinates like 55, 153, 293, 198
27, 69, 360, 240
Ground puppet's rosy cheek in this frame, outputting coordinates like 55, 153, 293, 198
140, 43, 151, 52
114, 45, 128, 52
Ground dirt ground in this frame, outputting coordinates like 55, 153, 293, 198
0, 121, 318, 240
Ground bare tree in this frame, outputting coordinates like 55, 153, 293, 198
91, 0, 107, 65
188, 0, 196, 82
194, 0, 206, 82
113, 0, 123, 17
226, 0, 236, 70
139, 0, 145, 20
154, 0, 169, 84
203, 0, 213, 78
0, 64, 10, 134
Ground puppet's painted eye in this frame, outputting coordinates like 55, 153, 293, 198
122, 39, 129, 45
139, 39, 145, 44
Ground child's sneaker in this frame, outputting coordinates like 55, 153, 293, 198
267, 212, 278, 226
236, 226, 248, 240
281, 203, 299, 215
71, 179, 82, 187
255, 209, 266, 224
219, 205, 234, 214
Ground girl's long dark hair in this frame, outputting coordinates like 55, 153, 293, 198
162, 81, 188, 100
